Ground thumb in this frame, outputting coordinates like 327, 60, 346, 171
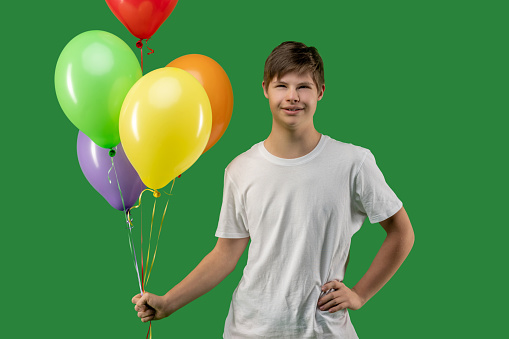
136, 291, 152, 308
132, 293, 142, 304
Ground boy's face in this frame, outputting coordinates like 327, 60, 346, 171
263, 72, 325, 131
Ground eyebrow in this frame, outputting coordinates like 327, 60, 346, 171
274, 81, 314, 87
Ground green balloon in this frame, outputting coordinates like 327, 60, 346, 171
55, 30, 142, 149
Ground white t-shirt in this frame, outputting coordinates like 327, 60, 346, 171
215, 134, 403, 338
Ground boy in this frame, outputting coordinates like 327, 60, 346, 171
133, 41, 414, 338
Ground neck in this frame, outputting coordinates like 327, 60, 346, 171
264, 123, 322, 159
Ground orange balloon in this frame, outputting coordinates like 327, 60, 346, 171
167, 54, 233, 153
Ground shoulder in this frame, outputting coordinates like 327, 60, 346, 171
323, 135, 370, 164
224, 141, 263, 178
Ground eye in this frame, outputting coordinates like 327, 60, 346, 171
299, 85, 310, 89
276, 84, 286, 88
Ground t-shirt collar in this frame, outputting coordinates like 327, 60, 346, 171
258, 134, 328, 166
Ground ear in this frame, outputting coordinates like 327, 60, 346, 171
317, 84, 325, 101
262, 81, 269, 98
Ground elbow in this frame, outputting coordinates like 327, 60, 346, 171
402, 223, 415, 255
387, 222, 414, 256
408, 228, 415, 253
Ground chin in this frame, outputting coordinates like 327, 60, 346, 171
281, 121, 303, 130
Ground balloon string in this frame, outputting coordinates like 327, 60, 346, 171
136, 39, 144, 73
146, 322, 152, 339
107, 164, 114, 184
143, 197, 157, 287
126, 182, 175, 339
146, 38, 154, 55
145, 179, 176, 286
143, 204, 149, 339
130, 190, 150, 294
107, 146, 117, 184
141, 202, 144, 294
145, 198, 169, 285
127, 188, 153, 296
128, 216, 143, 295
127, 188, 159, 293
127, 189, 157, 224
136, 39, 154, 73
111, 156, 143, 295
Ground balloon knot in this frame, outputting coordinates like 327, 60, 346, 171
178, 175, 181, 178
136, 40, 143, 49
109, 149, 116, 157
153, 190, 161, 198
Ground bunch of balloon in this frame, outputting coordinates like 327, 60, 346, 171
54, 27, 149, 317
54, 2, 235, 338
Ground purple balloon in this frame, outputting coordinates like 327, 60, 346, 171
77, 131, 145, 211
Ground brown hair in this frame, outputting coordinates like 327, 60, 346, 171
263, 41, 324, 92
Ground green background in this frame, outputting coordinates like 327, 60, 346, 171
2, 0, 506, 337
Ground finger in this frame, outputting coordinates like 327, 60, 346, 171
136, 292, 151, 308
141, 315, 154, 323
319, 298, 339, 311
132, 293, 142, 304
321, 282, 331, 292
318, 292, 337, 310
329, 301, 348, 313
138, 308, 155, 319
322, 293, 351, 311
317, 291, 336, 306
320, 291, 351, 310
322, 280, 343, 292
139, 302, 156, 314
329, 280, 343, 290
319, 288, 346, 304
134, 304, 148, 312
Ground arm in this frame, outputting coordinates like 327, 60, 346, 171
133, 237, 249, 322
318, 206, 414, 312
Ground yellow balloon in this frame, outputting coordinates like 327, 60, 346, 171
119, 67, 212, 189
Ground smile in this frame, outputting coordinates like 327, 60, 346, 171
282, 107, 303, 114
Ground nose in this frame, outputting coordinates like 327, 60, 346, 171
285, 87, 299, 102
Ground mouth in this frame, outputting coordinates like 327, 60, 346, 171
281, 107, 303, 115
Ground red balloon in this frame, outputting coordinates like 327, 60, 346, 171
105, 0, 179, 40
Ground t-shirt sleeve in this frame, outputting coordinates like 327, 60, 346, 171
215, 168, 250, 238
353, 150, 403, 224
